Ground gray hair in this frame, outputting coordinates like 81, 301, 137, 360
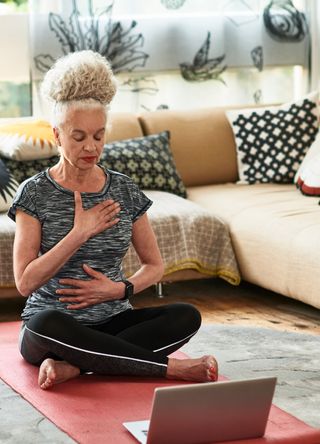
51, 99, 108, 129
41, 50, 117, 104
41, 50, 117, 127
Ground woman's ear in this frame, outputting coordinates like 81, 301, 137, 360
53, 127, 61, 146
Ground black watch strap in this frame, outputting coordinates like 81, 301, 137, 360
122, 279, 134, 300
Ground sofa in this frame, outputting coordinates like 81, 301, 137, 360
1, 99, 320, 311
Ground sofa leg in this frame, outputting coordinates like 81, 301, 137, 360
155, 282, 165, 298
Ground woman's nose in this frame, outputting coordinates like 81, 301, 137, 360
84, 139, 96, 152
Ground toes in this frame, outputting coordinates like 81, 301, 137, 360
206, 356, 218, 381
40, 377, 54, 390
38, 359, 56, 389
208, 366, 218, 381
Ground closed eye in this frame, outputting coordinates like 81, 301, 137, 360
94, 130, 105, 141
72, 130, 86, 142
73, 135, 85, 142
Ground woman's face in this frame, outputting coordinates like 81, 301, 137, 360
54, 105, 106, 169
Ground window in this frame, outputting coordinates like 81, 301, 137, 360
0, 0, 311, 117
0, 0, 30, 117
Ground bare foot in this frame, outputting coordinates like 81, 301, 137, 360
166, 355, 218, 382
38, 358, 80, 390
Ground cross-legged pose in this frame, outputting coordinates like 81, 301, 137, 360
9, 50, 218, 390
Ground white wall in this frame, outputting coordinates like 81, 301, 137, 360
0, 14, 30, 82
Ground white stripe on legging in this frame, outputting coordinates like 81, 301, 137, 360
24, 326, 167, 369
152, 329, 199, 353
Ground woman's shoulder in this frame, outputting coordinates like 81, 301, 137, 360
8, 170, 49, 222
100, 165, 135, 186
16, 170, 48, 194
108, 169, 131, 182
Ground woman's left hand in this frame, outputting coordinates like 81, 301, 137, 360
56, 264, 123, 309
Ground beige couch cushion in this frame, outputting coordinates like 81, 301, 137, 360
107, 112, 143, 142
187, 183, 320, 309
139, 108, 238, 187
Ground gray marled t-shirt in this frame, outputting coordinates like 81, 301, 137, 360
8, 166, 152, 325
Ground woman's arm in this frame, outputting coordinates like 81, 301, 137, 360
127, 213, 165, 294
55, 212, 164, 309
14, 210, 85, 296
14, 191, 120, 296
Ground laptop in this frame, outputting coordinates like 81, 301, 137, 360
123, 376, 277, 444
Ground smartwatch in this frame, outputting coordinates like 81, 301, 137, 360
121, 279, 134, 300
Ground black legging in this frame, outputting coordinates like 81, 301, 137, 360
19, 303, 202, 378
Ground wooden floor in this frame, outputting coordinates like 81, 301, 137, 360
134, 279, 320, 335
1, 279, 320, 335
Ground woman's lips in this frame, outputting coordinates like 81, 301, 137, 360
81, 156, 97, 163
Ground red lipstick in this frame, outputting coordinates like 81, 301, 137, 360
81, 156, 96, 163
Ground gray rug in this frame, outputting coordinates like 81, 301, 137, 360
181, 324, 320, 428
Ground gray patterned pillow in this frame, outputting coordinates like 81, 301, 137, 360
100, 131, 187, 198
0, 159, 19, 212
2, 156, 59, 184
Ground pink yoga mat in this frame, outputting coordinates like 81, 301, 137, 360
0, 321, 320, 444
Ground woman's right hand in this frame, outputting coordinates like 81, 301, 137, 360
73, 191, 120, 241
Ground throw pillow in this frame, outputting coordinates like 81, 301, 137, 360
0, 119, 58, 160
226, 92, 319, 184
100, 131, 187, 198
295, 131, 320, 196
0, 159, 19, 212
294, 130, 320, 183
2, 156, 60, 184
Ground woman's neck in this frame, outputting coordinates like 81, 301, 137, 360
50, 158, 106, 193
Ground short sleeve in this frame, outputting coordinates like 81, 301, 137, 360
7, 179, 39, 222
130, 181, 153, 223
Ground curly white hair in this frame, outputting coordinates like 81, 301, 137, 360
41, 50, 117, 106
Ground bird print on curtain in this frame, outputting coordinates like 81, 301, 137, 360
179, 32, 227, 84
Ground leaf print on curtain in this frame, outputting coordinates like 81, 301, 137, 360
251, 46, 263, 72
33, 0, 149, 74
29, 0, 310, 115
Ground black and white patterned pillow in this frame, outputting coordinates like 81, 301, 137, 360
100, 131, 187, 198
226, 93, 319, 184
2, 156, 59, 184
0, 159, 19, 212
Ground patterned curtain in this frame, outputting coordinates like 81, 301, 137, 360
29, 0, 310, 115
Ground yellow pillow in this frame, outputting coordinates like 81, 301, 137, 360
0, 119, 58, 160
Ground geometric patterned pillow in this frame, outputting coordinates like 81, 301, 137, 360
226, 92, 319, 184
100, 131, 187, 198
2, 156, 60, 184
0, 159, 19, 212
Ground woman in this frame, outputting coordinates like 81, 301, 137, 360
8, 50, 218, 390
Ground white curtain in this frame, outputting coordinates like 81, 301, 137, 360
29, 0, 311, 116
308, 0, 320, 93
